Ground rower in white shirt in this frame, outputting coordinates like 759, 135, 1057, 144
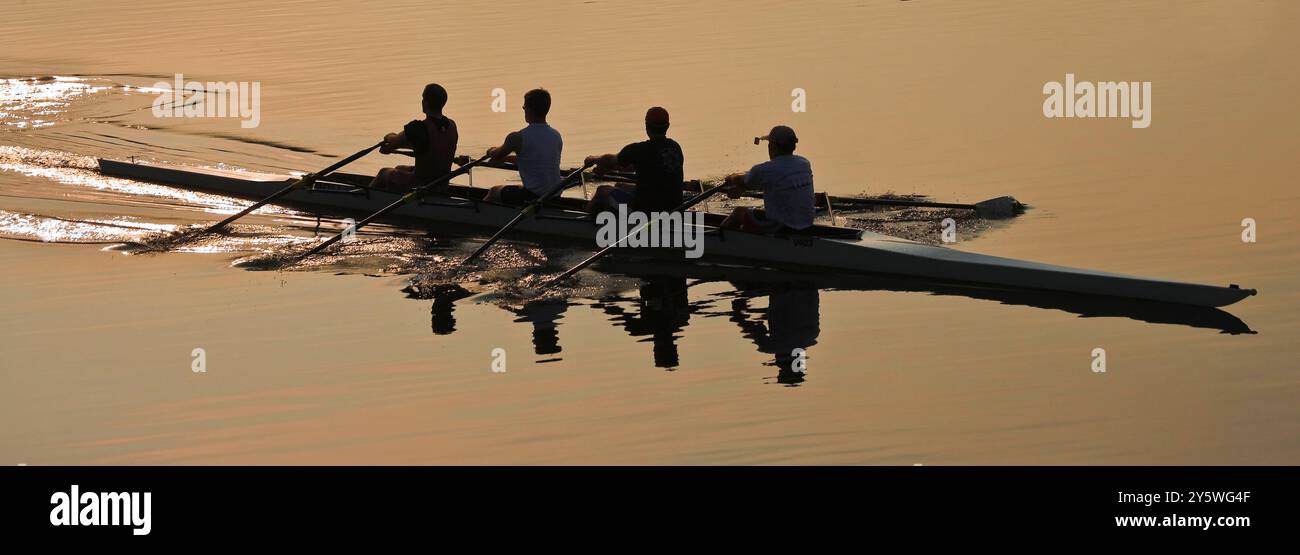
484, 88, 563, 205
720, 125, 815, 233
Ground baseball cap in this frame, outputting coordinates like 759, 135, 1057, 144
754, 125, 798, 146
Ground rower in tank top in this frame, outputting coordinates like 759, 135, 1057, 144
370, 83, 459, 193
484, 88, 563, 205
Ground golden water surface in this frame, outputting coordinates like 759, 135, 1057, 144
1, 1, 1297, 464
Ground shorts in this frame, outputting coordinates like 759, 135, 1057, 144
604, 187, 676, 213
606, 187, 635, 207
498, 185, 541, 206
379, 165, 417, 191
378, 165, 449, 193
737, 207, 787, 234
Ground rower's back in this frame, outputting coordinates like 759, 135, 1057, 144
408, 83, 458, 190
618, 135, 684, 212
516, 122, 563, 196
405, 116, 458, 188
749, 154, 815, 230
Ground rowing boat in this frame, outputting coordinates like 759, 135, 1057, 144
96, 158, 1257, 307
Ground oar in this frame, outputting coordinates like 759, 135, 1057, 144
541, 181, 729, 289
683, 181, 1024, 219
478, 161, 636, 185
203, 142, 383, 234
459, 162, 595, 266
823, 195, 1023, 217
294, 154, 491, 260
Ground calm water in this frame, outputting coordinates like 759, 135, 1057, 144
1, 1, 1297, 464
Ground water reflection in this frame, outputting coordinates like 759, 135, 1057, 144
426, 283, 475, 335
597, 259, 1253, 336
590, 275, 821, 383
502, 299, 570, 361
425, 285, 571, 360
593, 276, 694, 369
722, 283, 821, 386
421, 257, 1252, 381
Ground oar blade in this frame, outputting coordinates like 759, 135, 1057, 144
972, 196, 1025, 219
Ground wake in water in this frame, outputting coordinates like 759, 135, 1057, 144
0, 76, 115, 131
845, 205, 991, 244
113, 224, 212, 253
0, 210, 176, 244
1, 84, 1020, 303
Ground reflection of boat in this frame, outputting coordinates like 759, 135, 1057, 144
99, 158, 1256, 307
593, 259, 1255, 335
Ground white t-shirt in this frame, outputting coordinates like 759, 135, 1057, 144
745, 154, 814, 230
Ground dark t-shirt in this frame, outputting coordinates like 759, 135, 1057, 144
404, 117, 458, 184
617, 137, 684, 212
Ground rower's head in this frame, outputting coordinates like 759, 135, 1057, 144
757, 125, 798, 159
523, 88, 551, 123
645, 106, 670, 138
422, 83, 448, 116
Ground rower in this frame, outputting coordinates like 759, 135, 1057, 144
583, 106, 684, 215
719, 125, 814, 234
370, 83, 458, 193
484, 88, 563, 205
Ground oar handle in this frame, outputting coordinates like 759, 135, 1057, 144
475, 161, 624, 183
677, 182, 730, 211
307, 141, 384, 182
540, 161, 597, 201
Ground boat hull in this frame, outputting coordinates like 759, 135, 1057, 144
97, 159, 1256, 307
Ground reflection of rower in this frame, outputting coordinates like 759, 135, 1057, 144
424, 283, 476, 335
592, 256, 1252, 334
500, 299, 570, 357
726, 282, 821, 385
597, 276, 693, 369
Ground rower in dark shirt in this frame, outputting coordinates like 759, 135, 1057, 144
584, 107, 685, 215
370, 83, 459, 193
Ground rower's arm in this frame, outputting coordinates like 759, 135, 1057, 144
380, 131, 409, 154
486, 132, 522, 164
724, 172, 750, 198
584, 153, 627, 174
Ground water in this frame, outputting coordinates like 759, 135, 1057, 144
1, 0, 1297, 464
